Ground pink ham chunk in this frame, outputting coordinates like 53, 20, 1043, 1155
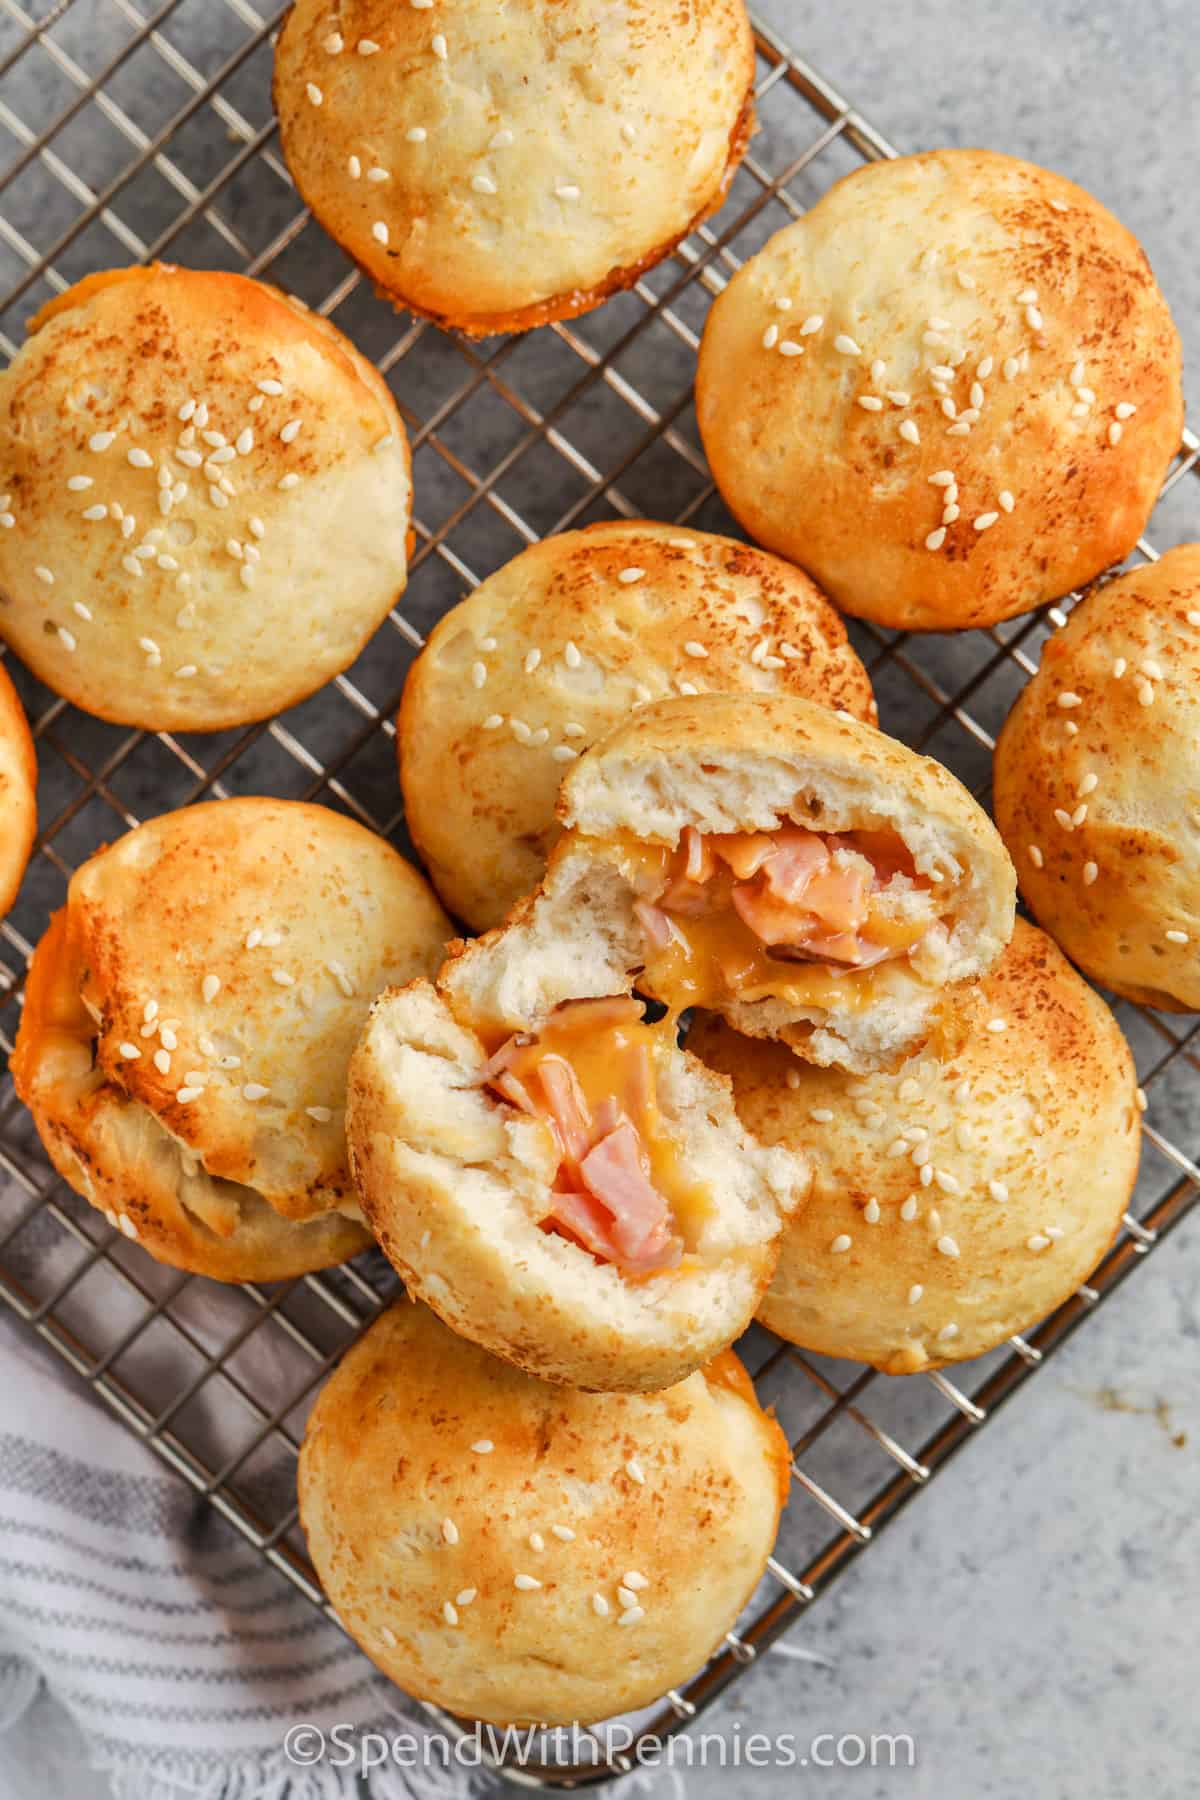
575, 1118, 681, 1271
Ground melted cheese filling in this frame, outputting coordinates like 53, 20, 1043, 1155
483, 996, 715, 1276
593, 824, 948, 1017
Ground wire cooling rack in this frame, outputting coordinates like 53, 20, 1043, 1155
0, 2, 1198, 1786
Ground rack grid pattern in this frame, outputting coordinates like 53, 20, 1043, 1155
0, 3, 1197, 1785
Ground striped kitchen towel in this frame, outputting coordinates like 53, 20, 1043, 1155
0, 1307, 496, 1800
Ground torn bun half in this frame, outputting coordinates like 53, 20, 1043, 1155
347, 926, 808, 1394
529, 693, 1015, 1073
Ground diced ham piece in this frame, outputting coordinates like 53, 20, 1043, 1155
758, 826, 829, 903
797, 858, 872, 933
634, 899, 678, 951
536, 1054, 593, 1167
578, 1119, 681, 1269
775, 931, 893, 968
546, 1188, 628, 1264
493, 1070, 538, 1114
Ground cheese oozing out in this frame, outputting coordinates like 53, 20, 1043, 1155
480, 995, 714, 1278
606, 823, 948, 1016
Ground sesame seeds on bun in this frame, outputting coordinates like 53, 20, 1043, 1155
696, 149, 1183, 631
298, 1301, 789, 1724
12, 798, 451, 1281
273, 0, 756, 335
994, 545, 1200, 1009
0, 265, 412, 730
691, 920, 1140, 1372
399, 522, 876, 932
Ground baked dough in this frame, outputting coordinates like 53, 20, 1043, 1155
13, 798, 451, 1280
691, 920, 1140, 1371
994, 545, 1200, 1008
299, 1301, 789, 1725
543, 693, 1015, 1071
696, 149, 1183, 630
274, 0, 755, 335
0, 660, 36, 918
0, 265, 411, 730
399, 522, 876, 931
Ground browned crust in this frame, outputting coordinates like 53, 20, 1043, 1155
0, 659, 36, 918
273, 40, 756, 340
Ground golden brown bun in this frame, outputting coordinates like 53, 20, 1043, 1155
399, 523, 876, 931
12, 799, 452, 1280
691, 920, 1140, 1371
556, 693, 1016, 1071
696, 149, 1183, 631
274, 1, 755, 336
0, 660, 36, 917
994, 547, 1200, 1009
0, 265, 411, 730
298, 1302, 789, 1725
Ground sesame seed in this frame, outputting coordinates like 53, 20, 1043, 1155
471, 1440, 493, 1454
368, 166, 390, 183
857, 395, 884, 412
592, 1595, 610, 1617
800, 314, 824, 335
306, 1105, 334, 1123
618, 1608, 645, 1627
176, 1086, 205, 1104
625, 1458, 645, 1485
491, 129, 514, 148
279, 418, 302, 444
907, 1284, 924, 1306
271, 969, 295, 987
511, 718, 532, 743
380, 1627, 397, 1649
886, 389, 911, 406
989, 1181, 1009, 1203
1115, 402, 1137, 421
551, 1525, 576, 1542
324, 30, 344, 51
471, 660, 487, 688
242, 1083, 270, 1102
1136, 1088, 1148, 1112
938, 1323, 960, 1343
936, 1235, 960, 1258
1108, 422, 1124, 446
55, 626, 77, 651
153, 1049, 171, 1075
617, 1586, 638, 1608
834, 334, 861, 355
809, 1107, 833, 1123
617, 567, 645, 585
998, 490, 1015, 513
762, 324, 779, 349
372, 221, 390, 245
929, 365, 955, 382
1056, 691, 1082, 709
118, 1042, 140, 1060
88, 431, 116, 453
442, 1602, 459, 1626
1025, 305, 1044, 331
957, 269, 977, 290
530, 727, 549, 746
554, 183, 581, 200
1054, 808, 1075, 831
118, 1214, 138, 1240
563, 642, 583, 671
472, 174, 498, 195
899, 419, 920, 445
442, 1517, 459, 1545
777, 298, 795, 313
1050, 196, 1070, 212
1002, 357, 1020, 382
82, 505, 107, 521
431, 33, 447, 58
900, 1197, 918, 1221
1071, 803, 1089, 827
1166, 929, 1189, 945
1136, 679, 1155, 707
514, 1574, 541, 1591
1027, 1234, 1050, 1252
481, 714, 503, 730
456, 1588, 477, 1607
830, 1234, 852, 1254
925, 528, 947, 551
929, 470, 956, 487
306, 83, 324, 105
864, 1199, 881, 1224
159, 1026, 178, 1051
406, 126, 427, 143
973, 512, 1000, 532
683, 640, 709, 659
358, 37, 381, 54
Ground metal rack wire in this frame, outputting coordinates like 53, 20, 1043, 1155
0, 2, 1197, 1786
